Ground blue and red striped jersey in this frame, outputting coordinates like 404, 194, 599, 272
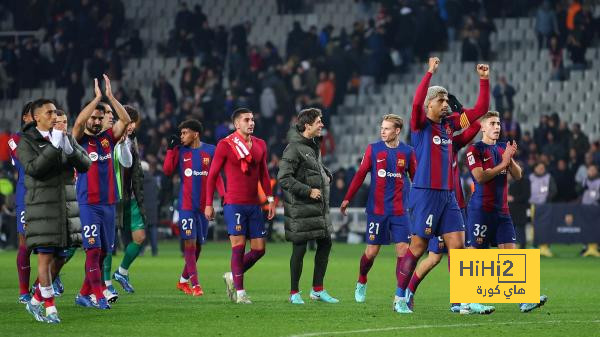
8, 133, 26, 207
344, 141, 417, 216
466, 141, 509, 214
76, 129, 119, 205
163, 143, 224, 211
410, 71, 489, 190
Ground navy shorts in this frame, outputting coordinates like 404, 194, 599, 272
409, 188, 464, 239
34, 246, 68, 257
178, 210, 209, 243
428, 208, 467, 254
224, 204, 266, 239
16, 205, 26, 235
79, 204, 116, 250
466, 209, 516, 248
365, 213, 410, 245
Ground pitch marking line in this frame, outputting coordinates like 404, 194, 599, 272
289, 319, 600, 337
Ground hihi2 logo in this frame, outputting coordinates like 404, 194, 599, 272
450, 249, 540, 303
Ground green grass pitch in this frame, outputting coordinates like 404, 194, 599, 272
1, 242, 599, 337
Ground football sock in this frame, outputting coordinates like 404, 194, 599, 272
86, 248, 105, 299
358, 253, 374, 284
242, 249, 265, 272
397, 249, 418, 290
408, 272, 422, 293
120, 242, 142, 271
17, 245, 31, 295
102, 253, 112, 284
231, 245, 245, 290
184, 246, 199, 287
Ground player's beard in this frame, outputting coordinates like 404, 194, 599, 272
87, 124, 101, 135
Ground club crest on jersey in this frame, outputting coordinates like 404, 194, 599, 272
88, 237, 95, 245
203, 157, 210, 165
438, 242, 445, 250
186, 229, 192, 236
425, 227, 432, 235
235, 225, 242, 231
476, 237, 484, 244
101, 138, 110, 148
397, 159, 405, 167
369, 234, 375, 241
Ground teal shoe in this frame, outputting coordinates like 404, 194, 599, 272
310, 290, 339, 303
450, 303, 462, 313
405, 289, 414, 311
393, 299, 413, 314
520, 295, 548, 313
460, 303, 495, 315
355, 283, 367, 303
290, 292, 305, 304
44, 312, 61, 324
25, 301, 45, 322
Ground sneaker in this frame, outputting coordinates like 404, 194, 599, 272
290, 292, 305, 304
44, 312, 61, 324
104, 286, 118, 303
75, 294, 98, 308
52, 276, 64, 297
393, 299, 413, 314
520, 295, 548, 313
176, 281, 193, 295
355, 283, 367, 303
18, 293, 32, 304
191, 285, 204, 297
25, 301, 45, 322
236, 292, 252, 304
405, 289, 415, 311
539, 245, 554, 257
96, 297, 111, 310
223, 272, 236, 302
113, 271, 135, 293
460, 303, 495, 315
309, 290, 339, 303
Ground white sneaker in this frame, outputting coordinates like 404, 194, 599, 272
103, 289, 118, 303
236, 292, 252, 304
223, 272, 236, 302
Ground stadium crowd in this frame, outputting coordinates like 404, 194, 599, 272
1, 0, 599, 255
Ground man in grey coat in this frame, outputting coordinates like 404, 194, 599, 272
18, 98, 91, 323
278, 108, 338, 304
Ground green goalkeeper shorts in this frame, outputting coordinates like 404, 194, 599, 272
123, 199, 145, 232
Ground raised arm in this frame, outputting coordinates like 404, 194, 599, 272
340, 145, 373, 215
162, 145, 180, 176
453, 65, 490, 130
104, 74, 131, 140
411, 57, 439, 131
506, 142, 522, 180
453, 120, 481, 150
72, 78, 102, 140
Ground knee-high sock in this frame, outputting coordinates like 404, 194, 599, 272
184, 246, 199, 286
231, 245, 245, 290
358, 254, 374, 284
182, 245, 202, 279
243, 249, 265, 272
120, 242, 142, 271
101, 252, 111, 283
290, 242, 307, 293
85, 248, 105, 299
408, 272, 422, 293
313, 237, 332, 289
17, 245, 31, 295
396, 249, 418, 291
